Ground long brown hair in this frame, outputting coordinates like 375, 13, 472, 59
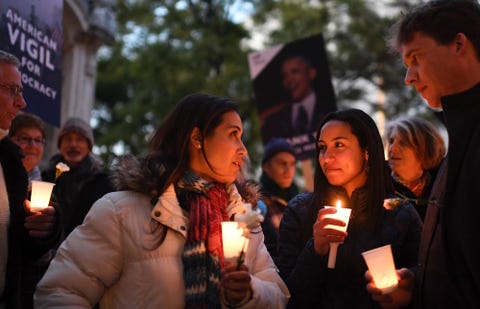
303, 109, 393, 240
114, 93, 239, 200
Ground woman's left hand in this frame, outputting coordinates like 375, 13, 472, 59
221, 263, 252, 305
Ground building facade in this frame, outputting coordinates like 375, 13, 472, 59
43, 0, 115, 160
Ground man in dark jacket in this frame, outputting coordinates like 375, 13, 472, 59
259, 138, 299, 260
0, 50, 59, 308
366, 1, 480, 308
42, 117, 114, 237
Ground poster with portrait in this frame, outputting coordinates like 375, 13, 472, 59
0, 0, 63, 126
248, 33, 337, 160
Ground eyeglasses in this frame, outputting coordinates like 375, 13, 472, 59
0, 83, 23, 98
12, 136, 45, 146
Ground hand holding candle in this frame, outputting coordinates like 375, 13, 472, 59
221, 221, 249, 265
24, 202, 56, 238
322, 200, 352, 269
362, 244, 399, 294
222, 203, 263, 269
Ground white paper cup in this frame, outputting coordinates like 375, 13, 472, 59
30, 180, 55, 212
362, 244, 398, 294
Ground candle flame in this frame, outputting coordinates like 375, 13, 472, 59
336, 200, 342, 208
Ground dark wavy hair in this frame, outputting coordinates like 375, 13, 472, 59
305, 109, 393, 232
135, 93, 239, 197
388, 0, 480, 60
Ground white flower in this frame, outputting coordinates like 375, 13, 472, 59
55, 162, 70, 179
56, 162, 70, 172
235, 203, 264, 236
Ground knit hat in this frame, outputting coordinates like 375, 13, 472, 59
262, 138, 296, 164
57, 117, 94, 149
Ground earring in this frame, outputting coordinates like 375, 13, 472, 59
197, 144, 202, 149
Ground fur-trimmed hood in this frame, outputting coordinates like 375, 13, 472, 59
111, 154, 157, 194
111, 154, 261, 208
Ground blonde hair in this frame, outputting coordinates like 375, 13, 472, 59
387, 117, 446, 170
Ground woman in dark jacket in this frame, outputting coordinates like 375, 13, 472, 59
386, 117, 446, 221
277, 109, 422, 308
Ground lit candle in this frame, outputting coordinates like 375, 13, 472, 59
362, 244, 398, 294
323, 200, 352, 268
30, 180, 55, 212
221, 221, 249, 263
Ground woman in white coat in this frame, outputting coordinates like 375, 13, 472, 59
34, 93, 289, 308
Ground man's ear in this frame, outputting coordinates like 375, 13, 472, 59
454, 33, 468, 55
190, 127, 202, 149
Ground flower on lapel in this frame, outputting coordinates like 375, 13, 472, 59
383, 198, 404, 210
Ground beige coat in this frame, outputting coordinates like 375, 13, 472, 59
34, 184, 289, 308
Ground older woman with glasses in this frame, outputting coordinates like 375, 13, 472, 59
8, 112, 58, 308
9, 112, 46, 184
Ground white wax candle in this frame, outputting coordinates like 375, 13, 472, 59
323, 201, 352, 232
221, 221, 248, 262
324, 200, 352, 268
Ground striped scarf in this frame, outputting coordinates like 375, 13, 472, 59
177, 171, 229, 309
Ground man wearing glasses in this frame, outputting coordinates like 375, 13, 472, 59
0, 50, 59, 308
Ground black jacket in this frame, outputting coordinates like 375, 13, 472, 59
419, 82, 480, 308
0, 137, 60, 308
390, 160, 443, 221
42, 154, 114, 237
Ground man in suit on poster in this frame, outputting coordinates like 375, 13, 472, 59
261, 54, 336, 143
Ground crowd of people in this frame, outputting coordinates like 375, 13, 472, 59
1, 0, 479, 308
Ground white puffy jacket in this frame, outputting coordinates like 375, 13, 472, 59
34, 184, 289, 308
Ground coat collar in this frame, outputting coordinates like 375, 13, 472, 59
151, 185, 189, 238
150, 183, 247, 239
